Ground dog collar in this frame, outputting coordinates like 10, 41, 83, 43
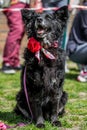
27, 37, 58, 62
35, 48, 56, 62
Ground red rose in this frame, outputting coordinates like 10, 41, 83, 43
27, 37, 41, 53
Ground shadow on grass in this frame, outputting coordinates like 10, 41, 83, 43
69, 68, 79, 72
0, 111, 33, 129
66, 72, 78, 80
0, 111, 25, 124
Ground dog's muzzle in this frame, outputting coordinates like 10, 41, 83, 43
35, 17, 48, 38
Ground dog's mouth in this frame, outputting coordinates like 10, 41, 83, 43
37, 25, 45, 35
35, 24, 49, 38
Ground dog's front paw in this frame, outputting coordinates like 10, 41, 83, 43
51, 116, 62, 127
52, 120, 62, 127
36, 116, 45, 128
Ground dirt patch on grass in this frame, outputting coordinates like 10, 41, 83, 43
79, 92, 87, 98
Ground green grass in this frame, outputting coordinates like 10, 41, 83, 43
0, 62, 87, 130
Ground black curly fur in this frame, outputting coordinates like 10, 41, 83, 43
14, 6, 68, 128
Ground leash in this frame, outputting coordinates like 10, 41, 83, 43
23, 66, 34, 120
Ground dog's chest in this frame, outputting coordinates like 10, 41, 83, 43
26, 47, 65, 91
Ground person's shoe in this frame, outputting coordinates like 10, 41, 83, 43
13, 65, 22, 71
77, 71, 87, 82
2, 65, 16, 74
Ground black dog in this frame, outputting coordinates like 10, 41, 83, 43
14, 6, 68, 128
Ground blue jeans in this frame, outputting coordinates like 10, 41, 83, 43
42, 0, 68, 8
69, 43, 87, 65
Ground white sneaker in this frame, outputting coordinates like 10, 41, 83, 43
77, 71, 87, 82
2, 65, 16, 74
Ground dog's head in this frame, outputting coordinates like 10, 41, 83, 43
22, 6, 68, 47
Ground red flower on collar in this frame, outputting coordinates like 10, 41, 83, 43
27, 37, 41, 53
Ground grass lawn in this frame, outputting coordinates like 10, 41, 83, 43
0, 61, 87, 130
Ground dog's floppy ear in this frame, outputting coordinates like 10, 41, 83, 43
54, 6, 68, 27
21, 9, 37, 38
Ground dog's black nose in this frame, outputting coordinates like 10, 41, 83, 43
37, 17, 43, 23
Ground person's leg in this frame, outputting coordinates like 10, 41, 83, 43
69, 43, 87, 82
3, 3, 26, 68
69, 43, 87, 65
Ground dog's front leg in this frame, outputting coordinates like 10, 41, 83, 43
31, 100, 45, 128
51, 100, 61, 127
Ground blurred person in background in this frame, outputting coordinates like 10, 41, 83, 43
67, 0, 87, 82
1, 0, 30, 74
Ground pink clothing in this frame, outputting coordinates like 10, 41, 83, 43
3, 2, 28, 67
